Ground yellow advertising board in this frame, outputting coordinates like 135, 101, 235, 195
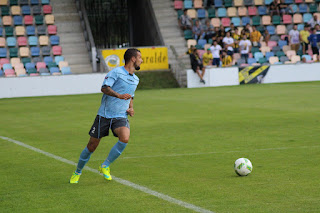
101, 46, 169, 71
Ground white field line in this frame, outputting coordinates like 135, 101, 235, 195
0, 136, 214, 213
114, 145, 320, 160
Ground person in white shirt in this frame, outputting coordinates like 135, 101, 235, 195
210, 40, 222, 67
239, 34, 252, 63
308, 15, 320, 28
222, 32, 234, 56
289, 24, 300, 52
179, 9, 192, 30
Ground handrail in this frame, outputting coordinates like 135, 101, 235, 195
78, 0, 97, 72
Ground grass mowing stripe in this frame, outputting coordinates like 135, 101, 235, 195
0, 135, 215, 213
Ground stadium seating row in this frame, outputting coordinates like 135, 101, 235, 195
0, 35, 59, 46
0, 0, 50, 6
0, 14, 54, 26
0, 45, 61, 57
0, 25, 57, 36
0, 5, 52, 16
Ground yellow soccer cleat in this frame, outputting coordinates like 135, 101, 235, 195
69, 172, 81, 184
99, 165, 112, 181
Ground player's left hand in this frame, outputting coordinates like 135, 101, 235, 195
126, 108, 134, 117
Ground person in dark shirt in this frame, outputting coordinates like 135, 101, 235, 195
269, 0, 280, 16
308, 28, 319, 61
279, 0, 293, 15
190, 48, 206, 84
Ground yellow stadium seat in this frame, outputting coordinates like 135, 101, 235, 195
3, 16, 13, 26
15, 26, 25, 36
187, 9, 197, 19
11, 6, 21, 15
276, 25, 286, 35
19, 47, 30, 57
45, 14, 55, 25
254, 0, 263, 5
262, 16, 271, 25
238, 7, 247, 17
59, 61, 69, 69
234, 0, 243, 7
39, 35, 49, 46
293, 14, 302, 24
227, 7, 237, 17
269, 56, 279, 64
11, 58, 21, 67
282, 45, 291, 53
0, 0, 7, 6
187, 39, 197, 48
211, 18, 220, 27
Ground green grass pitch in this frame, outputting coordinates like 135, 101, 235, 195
1, 82, 320, 213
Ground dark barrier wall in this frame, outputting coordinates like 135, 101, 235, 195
128, 0, 164, 46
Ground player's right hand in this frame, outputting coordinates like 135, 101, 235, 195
118, 93, 132, 100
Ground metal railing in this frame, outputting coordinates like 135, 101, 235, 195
76, 0, 97, 72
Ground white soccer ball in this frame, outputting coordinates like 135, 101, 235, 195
234, 158, 253, 176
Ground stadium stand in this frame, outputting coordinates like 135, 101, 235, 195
175, 0, 320, 66
0, 0, 72, 77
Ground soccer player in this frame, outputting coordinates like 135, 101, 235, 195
69, 48, 142, 183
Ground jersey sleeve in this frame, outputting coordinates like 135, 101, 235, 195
102, 69, 118, 87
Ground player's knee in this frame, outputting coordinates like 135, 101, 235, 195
87, 137, 100, 152
119, 137, 129, 143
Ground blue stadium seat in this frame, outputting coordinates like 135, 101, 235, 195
50, 35, 59, 45
217, 8, 227, 17
0, 17, 2, 26
0, 69, 3, 76
254, 52, 264, 61
54, 56, 64, 64
278, 40, 287, 48
231, 17, 241, 26
7, 37, 16, 47
266, 25, 275, 35
21, 5, 31, 15
44, 56, 53, 64
30, 47, 40, 56
302, 55, 311, 61
31, 0, 39, 5
28, 36, 38, 46
13, 16, 23, 25
42, 46, 51, 56
49, 67, 60, 74
0, 48, 7, 58
265, 51, 274, 60
303, 13, 312, 23
265, 0, 273, 5
290, 4, 298, 13
285, 0, 293, 4
25, 62, 35, 70
20, 0, 29, 4
184, 0, 192, 9
3, 63, 13, 70
42, 0, 50, 4
61, 67, 72, 75
297, 24, 304, 31
247, 58, 257, 65
26, 26, 35, 35
197, 9, 206, 19
299, 4, 308, 13
0, 27, 3, 37
242, 17, 251, 26
214, 0, 223, 7
197, 39, 206, 48
258, 6, 267, 15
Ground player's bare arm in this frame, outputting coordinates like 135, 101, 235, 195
101, 86, 132, 100
126, 98, 134, 117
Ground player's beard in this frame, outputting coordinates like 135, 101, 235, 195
134, 62, 140, 71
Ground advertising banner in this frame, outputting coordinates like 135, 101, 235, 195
101, 47, 169, 71
238, 65, 270, 84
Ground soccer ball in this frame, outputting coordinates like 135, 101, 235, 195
234, 158, 253, 176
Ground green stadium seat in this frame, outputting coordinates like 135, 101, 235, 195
272, 15, 281, 25
21, 57, 31, 65
251, 47, 260, 54
258, 57, 267, 64
276, 51, 285, 58
10, 0, 18, 5
177, 10, 183, 19
252, 16, 261, 26
184, 30, 193, 39
47, 61, 58, 69
5, 27, 14, 37
208, 8, 215, 18
309, 4, 318, 13
35, 15, 43, 25
224, 0, 233, 7
1, 7, 10, 16
9, 48, 18, 58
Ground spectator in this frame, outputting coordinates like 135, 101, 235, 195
212, 27, 220, 41
289, 24, 300, 52
210, 40, 222, 67
250, 26, 262, 47
269, 0, 279, 16
178, 45, 196, 59
192, 20, 203, 40
202, 19, 215, 41
264, 29, 270, 44
202, 48, 213, 67
308, 15, 320, 28
219, 25, 226, 41
240, 29, 247, 39
308, 28, 319, 61
221, 50, 232, 67
244, 24, 251, 38
300, 25, 310, 55
229, 23, 236, 35
239, 34, 252, 63
222, 31, 234, 56
190, 48, 206, 84
279, 0, 293, 15
179, 9, 192, 30
232, 28, 240, 53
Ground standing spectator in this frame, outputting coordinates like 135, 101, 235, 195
250, 26, 262, 47
210, 40, 222, 67
308, 15, 320, 28
219, 25, 226, 41
179, 9, 192, 30
244, 24, 251, 38
190, 48, 206, 83
263, 29, 270, 44
309, 28, 320, 61
221, 50, 232, 67
212, 27, 220, 41
202, 48, 213, 67
202, 19, 215, 41
192, 20, 203, 40
240, 29, 247, 39
279, 0, 293, 15
232, 28, 240, 53
229, 23, 236, 35
300, 25, 310, 55
289, 25, 300, 52
269, 0, 280, 16
222, 32, 234, 56
239, 34, 252, 63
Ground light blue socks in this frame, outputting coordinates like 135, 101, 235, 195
75, 147, 92, 174
102, 140, 127, 167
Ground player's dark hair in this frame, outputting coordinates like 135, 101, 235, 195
124, 48, 141, 64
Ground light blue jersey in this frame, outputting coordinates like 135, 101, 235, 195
98, 66, 139, 118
